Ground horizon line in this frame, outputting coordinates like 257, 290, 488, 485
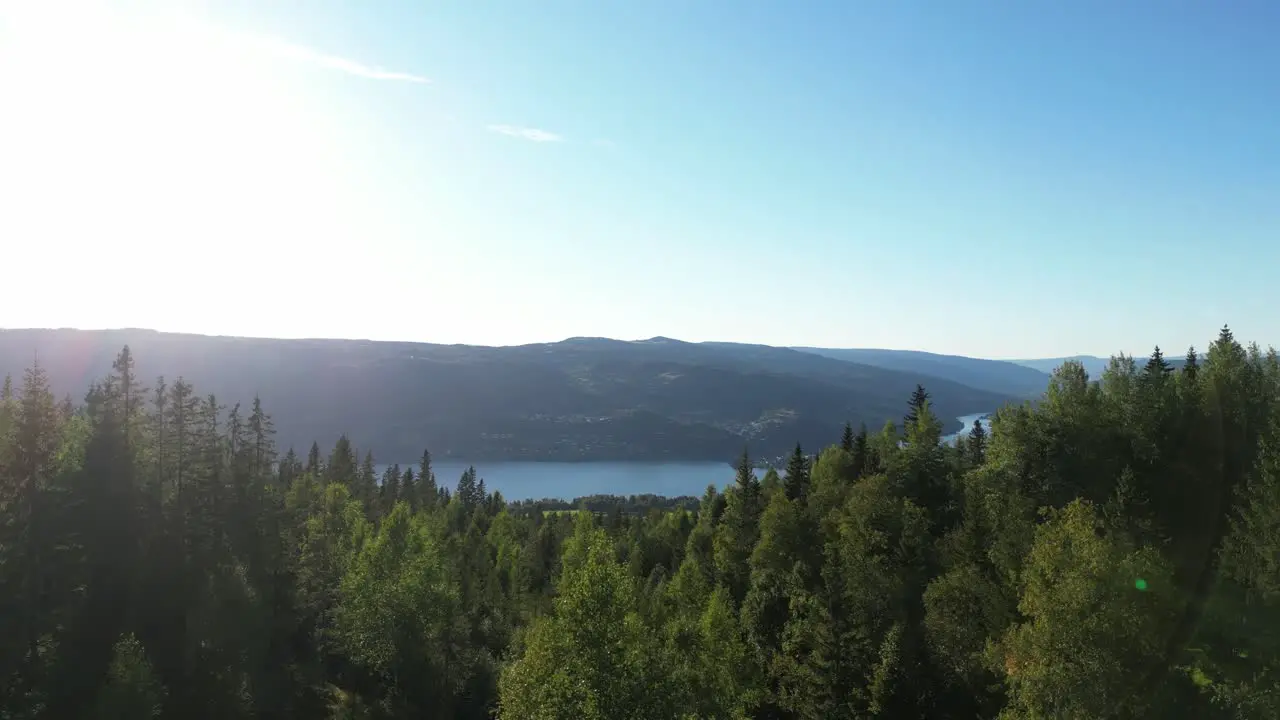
0, 325, 1205, 363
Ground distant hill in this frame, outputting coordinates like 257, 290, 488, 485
791, 347, 1051, 398
1011, 354, 1190, 378
1009, 355, 1111, 376
0, 329, 1016, 464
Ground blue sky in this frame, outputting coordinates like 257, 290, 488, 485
1, 1, 1276, 359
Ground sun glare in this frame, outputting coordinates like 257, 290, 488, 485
0, 2, 367, 333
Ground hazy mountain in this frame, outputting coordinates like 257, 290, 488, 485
0, 329, 1017, 463
1010, 355, 1111, 376
791, 346, 1051, 398
1011, 353, 1189, 378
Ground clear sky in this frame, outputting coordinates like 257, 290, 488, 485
1, 0, 1277, 359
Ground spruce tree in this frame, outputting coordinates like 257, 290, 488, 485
279, 447, 302, 488
852, 423, 870, 479
419, 449, 438, 508
381, 464, 402, 512
110, 345, 147, 444
968, 418, 986, 467
841, 422, 855, 452
305, 441, 322, 476
401, 466, 418, 511
905, 384, 931, 430
247, 396, 276, 485
326, 435, 358, 488
713, 448, 762, 604
165, 379, 199, 500
149, 378, 167, 496
1143, 345, 1173, 381
457, 467, 479, 511
784, 442, 810, 502
1182, 345, 1199, 383
355, 450, 377, 509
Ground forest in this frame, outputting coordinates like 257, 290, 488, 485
0, 329, 1015, 463
1, 325, 1278, 718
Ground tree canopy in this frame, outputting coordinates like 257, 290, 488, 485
0, 328, 1276, 718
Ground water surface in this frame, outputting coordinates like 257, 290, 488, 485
380, 460, 735, 501
379, 411, 996, 500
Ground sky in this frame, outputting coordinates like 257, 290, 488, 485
1, 0, 1277, 359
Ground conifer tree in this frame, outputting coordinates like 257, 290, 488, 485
841, 422, 855, 452
327, 435, 358, 488
401, 466, 418, 512
713, 448, 762, 604
1183, 345, 1199, 383
381, 463, 402, 511
110, 345, 147, 445
165, 379, 199, 500
852, 422, 870, 479
247, 395, 276, 485
784, 442, 810, 502
305, 441, 322, 476
1144, 344, 1173, 380
419, 449, 438, 508
967, 417, 986, 467
905, 384, 931, 430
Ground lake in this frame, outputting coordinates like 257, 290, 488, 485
376, 412, 993, 501
942, 412, 993, 445
377, 460, 736, 502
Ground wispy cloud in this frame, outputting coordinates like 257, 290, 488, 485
487, 124, 564, 143
233, 32, 430, 83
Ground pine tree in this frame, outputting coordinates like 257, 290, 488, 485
305, 441, 322, 476
1182, 345, 1199, 383
968, 418, 986, 467
401, 466, 418, 512
326, 435, 358, 488
0, 374, 13, 452
1143, 345, 1173, 380
165, 379, 199, 501
419, 449, 438, 508
149, 378, 167, 497
784, 442, 810, 502
0, 361, 60, 708
852, 423, 870, 479
247, 396, 276, 486
279, 447, 302, 488
457, 466, 479, 511
381, 464, 402, 512
355, 450, 377, 510
713, 448, 762, 604
110, 345, 147, 443
841, 422, 855, 452
905, 384, 931, 430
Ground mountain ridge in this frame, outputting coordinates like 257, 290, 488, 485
0, 328, 1019, 464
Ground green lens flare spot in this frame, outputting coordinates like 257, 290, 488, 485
1134, 578, 1148, 591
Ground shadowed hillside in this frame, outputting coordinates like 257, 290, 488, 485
0, 329, 1015, 462
792, 346, 1051, 398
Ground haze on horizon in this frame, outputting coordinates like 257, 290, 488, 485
2, 1, 1276, 359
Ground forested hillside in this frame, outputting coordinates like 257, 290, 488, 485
791, 346, 1052, 398
0, 329, 1012, 463
2, 327, 1279, 718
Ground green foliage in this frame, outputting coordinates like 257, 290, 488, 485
0, 326, 1277, 717
497, 518, 672, 719
93, 634, 166, 719
992, 500, 1179, 719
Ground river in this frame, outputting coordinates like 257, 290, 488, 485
374, 412, 994, 501
942, 412, 993, 445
